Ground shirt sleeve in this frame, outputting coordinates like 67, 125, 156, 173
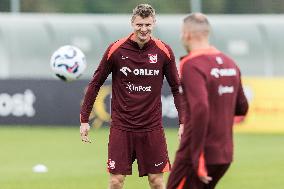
182, 62, 209, 171
80, 45, 114, 123
163, 47, 185, 124
235, 71, 249, 115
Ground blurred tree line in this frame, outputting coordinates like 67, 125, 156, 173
1, 0, 284, 13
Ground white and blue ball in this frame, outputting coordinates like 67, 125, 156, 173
50, 45, 87, 81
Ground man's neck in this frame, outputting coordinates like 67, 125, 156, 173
189, 42, 210, 52
137, 40, 147, 49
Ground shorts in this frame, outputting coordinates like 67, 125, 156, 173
167, 160, 230, 189
107, 127, 170, 177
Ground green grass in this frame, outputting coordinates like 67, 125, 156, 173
0, 126, 284, 189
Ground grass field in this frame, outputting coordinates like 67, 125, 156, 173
0, 126, 284, 189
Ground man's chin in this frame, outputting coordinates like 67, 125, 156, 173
138, 36, 150, 42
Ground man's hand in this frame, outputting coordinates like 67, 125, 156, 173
234, 116, 246, 124
197, 152, 212, 184
178, 124, 184, 141
198, 175, 212, 184
80, 123, 91, 143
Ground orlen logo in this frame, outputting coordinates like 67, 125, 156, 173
0, 89, 36, 117
126, 82, 151, 93
120, 67, 159, 76
210, 68, 236, 78
120, 67, 132, 76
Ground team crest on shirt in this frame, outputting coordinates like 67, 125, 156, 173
148, 54, 158, 63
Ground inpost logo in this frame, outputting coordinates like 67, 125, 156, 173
126, 82, 151, 93
0, 89, 36, 117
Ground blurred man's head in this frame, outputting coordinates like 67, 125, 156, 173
131, 4, 156, 44
181, 13, 211, 52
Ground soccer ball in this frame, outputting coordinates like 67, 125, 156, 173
50, 45, 87, 81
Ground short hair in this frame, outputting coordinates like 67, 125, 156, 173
183, 13, 210, 35
131, 4, 156, 22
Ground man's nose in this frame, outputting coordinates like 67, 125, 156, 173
141, 25, 147, 31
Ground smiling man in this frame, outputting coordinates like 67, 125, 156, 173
80, 4, 184, 189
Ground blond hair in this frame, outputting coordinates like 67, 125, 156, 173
183, 13, 210, 36
131, 4, 156, 22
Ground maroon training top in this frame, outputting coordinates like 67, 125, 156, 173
80, 33, 184, 131
175, 47, 248, 172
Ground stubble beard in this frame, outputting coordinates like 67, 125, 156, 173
138, 32, 151, 42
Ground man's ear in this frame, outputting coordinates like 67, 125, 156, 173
185, 31, 191, 41
130, 16, 135, 26
153, 17, 156, 25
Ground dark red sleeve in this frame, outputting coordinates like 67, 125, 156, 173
80, 45, 114, 123
182, 62, 209, 171
235, 71, 249, 115
163, 46, 185, 124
